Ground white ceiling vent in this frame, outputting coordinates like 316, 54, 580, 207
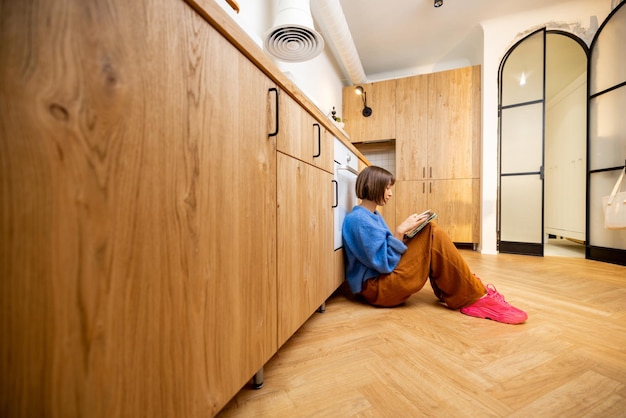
264, 0, 324, 62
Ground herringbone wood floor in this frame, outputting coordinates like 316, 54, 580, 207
218, 250, 626, 417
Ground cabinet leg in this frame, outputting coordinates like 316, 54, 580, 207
317, 302, 326, 313
253, 368, 264, 389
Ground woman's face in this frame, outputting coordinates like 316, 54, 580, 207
380, 182, 393, 206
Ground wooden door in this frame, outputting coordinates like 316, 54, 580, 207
396, 74, 429, 181
428, 66, 481, 180
0, 0, 277, 416
277, 154, 333, 347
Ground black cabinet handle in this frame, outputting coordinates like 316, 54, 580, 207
332, 180, 338, 208
269, 88, 279, 137
313, 123, 321, 158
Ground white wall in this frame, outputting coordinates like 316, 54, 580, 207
478, 0, 613, 254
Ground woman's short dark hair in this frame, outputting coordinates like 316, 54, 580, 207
355, 166, 395, 204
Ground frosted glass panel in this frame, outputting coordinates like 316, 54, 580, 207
501, 104, 543, 173
501, 31, 544, 106
589, 88, 626, 171
500, 176, 543, 243
590, 5, 626, 95
588, 2, 626, 260
589, 172, 626, 249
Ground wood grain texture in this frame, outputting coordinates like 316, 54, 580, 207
394, 66, 481, 243
277, 154, 334, 348
396, 73, 429, 181
1, 0, 277, 416
428, 66, 481, 180
184, 0, 366, 164
277, 91, 334, 174
218, 251, 626, 417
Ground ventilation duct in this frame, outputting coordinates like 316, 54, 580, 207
264, 0, 325, 62
310, 0, 367, 84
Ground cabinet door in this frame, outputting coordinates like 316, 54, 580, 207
395, 181, 430, 227
395, 180, 479, 243
202, 37, 278, 414
428, 66, 481, 180
277, 91, 333, 173
277, 154, 333, 347
428, 179, 480, 243
396, 66, 481, 182
342, 79, 396, 143
0, 1, 277, 416
396, 74, 429, 181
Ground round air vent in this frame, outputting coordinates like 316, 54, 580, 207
263, 0, 324, 62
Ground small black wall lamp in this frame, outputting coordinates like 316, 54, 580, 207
355, 85, 372, 117
434, 0, 443, 7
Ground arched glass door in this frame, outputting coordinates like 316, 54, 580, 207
498, 29, 546, 256
587, 2, 626, 265
498, 30, 589, 257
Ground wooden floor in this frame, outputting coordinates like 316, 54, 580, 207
218, 250, 626, 417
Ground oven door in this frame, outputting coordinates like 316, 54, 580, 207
333, 139, 359, 250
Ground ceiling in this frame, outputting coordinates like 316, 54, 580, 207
337, 0, 582, 80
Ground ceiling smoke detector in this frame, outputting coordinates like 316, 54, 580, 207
264, 0, 325, 62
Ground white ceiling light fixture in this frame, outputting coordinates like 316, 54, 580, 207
434, 0, 443, 7
264, 0, 325, 62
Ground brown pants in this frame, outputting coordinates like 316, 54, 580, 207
360, 222, 486, 309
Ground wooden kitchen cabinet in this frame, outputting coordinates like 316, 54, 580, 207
427, 66, 481, 180
0, 0, 278, 416
278, 90, 334, 174
275, 87, 336, 348
395, 66, 481, 244
0, 0, 362, 415
396, 66, 480, 181
277, 153, 334, 347
342, 79, 397, 143
395, 179, 480, 243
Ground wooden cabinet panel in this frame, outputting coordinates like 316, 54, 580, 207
277, 154, 334, 347
342, 79, 396, 143
395, 179, 480, 243
0, 1, 277, 416
397, 66, 481, 181
395, 181, 430, 227
394, 66, 481, 244
428, 179, 480, 243
428, 66, 481, 180
396, 74, 429, 181
278, 91, 334, 173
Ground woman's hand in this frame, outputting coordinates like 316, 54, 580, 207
395, 212, 430, 240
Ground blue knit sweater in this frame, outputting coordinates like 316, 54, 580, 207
342, 205, 407, 293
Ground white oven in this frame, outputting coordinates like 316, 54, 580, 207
333, 138, 359, 250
